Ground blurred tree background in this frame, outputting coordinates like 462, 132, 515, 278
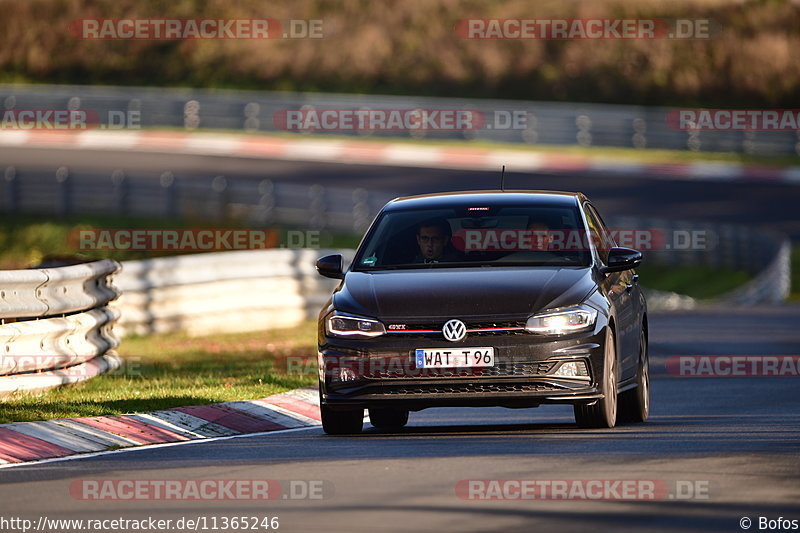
0, 0, 797, 106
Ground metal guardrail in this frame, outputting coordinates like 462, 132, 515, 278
113, 249, 354, 336
0, 259, 120, 319
0, 260, 121, 397
1, 84, 798, 155
720, 239, 792, 305
605, 216, 787, 277
609, 215, 790, 306
0, 308, 119, 375
2, 166, 392, 235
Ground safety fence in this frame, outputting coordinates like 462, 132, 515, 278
0, 260, 121, 397
1, 166, 389, 235
2, 83, 798, 156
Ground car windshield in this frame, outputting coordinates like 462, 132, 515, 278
353, 204, 592, 270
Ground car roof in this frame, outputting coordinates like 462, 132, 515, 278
382, 190, 586, 211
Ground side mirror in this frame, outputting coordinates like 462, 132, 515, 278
316, 254, 344, 279
600, 247, 642, 274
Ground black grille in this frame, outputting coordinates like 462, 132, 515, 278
363, 382, 562, 395
385, 321, 527, 338
366, 361, 557, 379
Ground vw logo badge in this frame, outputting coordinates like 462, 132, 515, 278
442, 319, 467, 342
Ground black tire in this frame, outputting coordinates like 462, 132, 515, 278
618, 326, 650, 424
321, 405, 364, 435
574, 328, 618, 428
368, 407, 409, 429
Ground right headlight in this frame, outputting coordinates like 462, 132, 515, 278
326, 313, 386, 338
525, 304, 597, 335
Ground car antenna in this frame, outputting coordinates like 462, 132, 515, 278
500, 165, 506, 191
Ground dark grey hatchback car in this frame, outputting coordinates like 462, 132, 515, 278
315, 190, 649, 434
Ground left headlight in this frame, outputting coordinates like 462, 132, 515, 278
326, 313, 386, 338
525, 304, 597, 335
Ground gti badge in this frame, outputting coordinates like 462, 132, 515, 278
442, 319, 467, 342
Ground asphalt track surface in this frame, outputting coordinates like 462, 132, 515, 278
2, 145, 800, 239
1, 306, 798, 532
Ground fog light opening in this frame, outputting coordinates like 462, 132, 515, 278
551, 361, 589, 379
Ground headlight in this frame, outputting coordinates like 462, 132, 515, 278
525, 305, 597, 335
326, 313, 386, 338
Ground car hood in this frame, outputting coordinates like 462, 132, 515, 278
333, 267, 596, 320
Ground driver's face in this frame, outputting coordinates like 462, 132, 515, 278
417, 226, 446, 259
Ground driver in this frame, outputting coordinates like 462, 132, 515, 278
414, 218, 457, 263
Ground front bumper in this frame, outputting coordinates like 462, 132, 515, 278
318, 324, 607, 410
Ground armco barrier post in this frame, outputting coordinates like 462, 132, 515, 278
3, 167, 17, 214
111, 170, 128, 215
55, 166, 71, 218
160, 171, 177, 219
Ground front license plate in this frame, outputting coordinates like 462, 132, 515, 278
415, 347, 495, 369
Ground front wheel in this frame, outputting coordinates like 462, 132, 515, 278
618, 327, 650, 424
574, 328, 618, 428
321, 405, 363, 435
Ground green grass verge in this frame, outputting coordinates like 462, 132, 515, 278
0, 214, 360, 270
636, 264, 751, 300
0, 322, 318, 424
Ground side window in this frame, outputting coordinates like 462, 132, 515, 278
583, 203, 612, 264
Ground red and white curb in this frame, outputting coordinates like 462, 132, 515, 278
1, 130, 799, 184
0, 387, 321, 466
